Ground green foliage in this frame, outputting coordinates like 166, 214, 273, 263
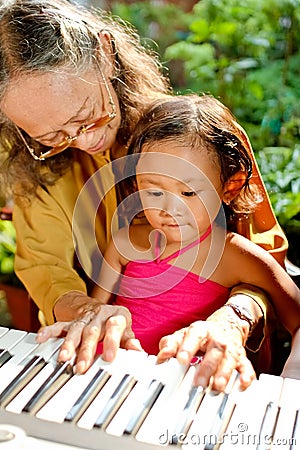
256, 145, 300, 229
164, 0, 300, 150
0, 220, 16, 276
0, 219, 23, 286
110, 1, 191, 53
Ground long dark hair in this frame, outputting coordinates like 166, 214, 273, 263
123, 94, 261, 228
0, 0, 171, 200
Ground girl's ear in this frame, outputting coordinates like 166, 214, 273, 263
223, 171, 247, 204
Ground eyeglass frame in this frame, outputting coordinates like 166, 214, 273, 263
14, 65, 117, 161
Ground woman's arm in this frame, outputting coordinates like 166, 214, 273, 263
37, 227, 144, 374
158, 236, 299, 391
227, 235, 300, 335
281, 327, 300, 379
235, 121, 288, 266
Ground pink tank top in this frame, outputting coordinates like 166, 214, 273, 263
100, 225, 230, 355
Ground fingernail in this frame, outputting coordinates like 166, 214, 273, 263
74, 361, 87, 374
103, 349, 115, 362
177, 351, 190, 363
58, 349, 69, 361
215, 376, 227, 390
36, 329, 47, 340
37, 329, 45, 336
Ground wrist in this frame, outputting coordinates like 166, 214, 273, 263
54, 290, 99, 322
224, 303, 255, 336
206, 306, 250, 346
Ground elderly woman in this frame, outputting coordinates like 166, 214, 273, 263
0, 0, 292, 389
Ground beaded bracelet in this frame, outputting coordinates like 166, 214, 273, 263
224, 303, 256, 336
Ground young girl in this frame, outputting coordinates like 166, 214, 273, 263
93, 94, 300, 373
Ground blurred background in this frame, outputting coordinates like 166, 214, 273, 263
1, 0, 299, 328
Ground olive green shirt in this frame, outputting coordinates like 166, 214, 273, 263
13, 150, 117, 324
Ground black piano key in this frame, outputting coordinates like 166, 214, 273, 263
290, 409, 299, 450
22, 360, 73, 415
65, 368, 110, 423
256, 401, 279, 450
0, 349, 12, 368
171, 385, 205, 445
124, 379, 165, 435
0, 355, 46, 408
203, 392, 230, 450
94, 374, 137, 429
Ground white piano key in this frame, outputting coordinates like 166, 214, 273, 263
5, 358, 58, 414
94, 373, 137, 428
219, 374, 284, 450
0, 326, 9, 337
37, 350, 147, 422
0, 328, 28, 351
182, 388, 233, 449
77, 349, 145, 430
135, 357, 189, 445
271, 377, 300, 449
36, 356, 109, 423
105, 352, 158, 436
0, 355, 47, 407
167, 363, 208, 442
22, 360, 74, 415
123, 379, 165, 436
64, 368, 111, 423
203, 371, 240, 450
30, 337, 64, 361
0, 333, 40, 394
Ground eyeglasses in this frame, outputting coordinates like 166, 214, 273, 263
15, 68, 116, 161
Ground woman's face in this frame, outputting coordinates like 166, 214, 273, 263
0, 68, 121, 157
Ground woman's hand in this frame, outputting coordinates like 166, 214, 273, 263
157, 307, 256, 391
36, 291, 143, 374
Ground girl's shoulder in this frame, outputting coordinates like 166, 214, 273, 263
224, 230, 275, 264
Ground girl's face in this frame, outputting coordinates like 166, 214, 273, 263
0, 69, 121, 157
136, 141, 225, 244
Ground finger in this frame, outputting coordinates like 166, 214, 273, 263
74, 305, 133, 372
36, 322, 72, 342
58, 320, 89, 363
175, 321, 209, 365
101, 314, 128, 362
193, 340, 227, 388
157, 329, 187, 362
74, 320, 102, 374
235, 354, 256, 390
124, 338, 145, 353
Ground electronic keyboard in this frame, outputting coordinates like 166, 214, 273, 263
0, 327, 298, 449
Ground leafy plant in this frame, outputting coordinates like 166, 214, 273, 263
110, 1, 191, 54
256, 144, 300, 265
256, 145, 300, 225
0, 219, 20, 286
164, 0, 300, 150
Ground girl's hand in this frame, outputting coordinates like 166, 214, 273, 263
36, 291, 143, 374
157, 310, 256, 391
